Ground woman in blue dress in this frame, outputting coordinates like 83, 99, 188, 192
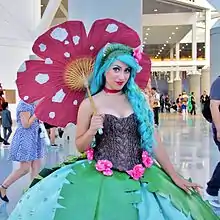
0, 100, 44, 203
6, 43, 219, 220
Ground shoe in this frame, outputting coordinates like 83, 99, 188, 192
0, 186, 9, 203
3, 141, 10, 146
204, 191, 220, 208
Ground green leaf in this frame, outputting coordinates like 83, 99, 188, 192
54, 161, 141, 220
142, 165, 220, 220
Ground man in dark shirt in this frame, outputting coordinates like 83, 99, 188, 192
204, 77, 220, 207
200, 90, 210, 111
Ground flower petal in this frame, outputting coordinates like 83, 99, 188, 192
34, 88, 85, 127
135, 53, 151, 90
32, 21, 90, 64
88, 19, 141, 54
16, 60, 65, 103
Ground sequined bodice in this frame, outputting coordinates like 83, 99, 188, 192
94, 114, 143, 171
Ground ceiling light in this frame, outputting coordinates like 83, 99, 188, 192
203, 46, 205, 49
199, 48, 202, 51
182, 46, 185, 49
147, 28, 150, 31
179, 49, 182, 52
169, 37, 172, 39
160, 50, 162, 52
172, 32, 175, 35
143, 41, 146, 44
164, 44, 166, 46
154, 9, 158, 12
166, 41, 169, 43
158, 52, 160, 55
188, 55, 191, 58
146, 33, 149, 36
144, 37, 147, 40
162, 47, 164, 49
186, 43, 188, 46
41, 4, 44, 7
176, 27, 179, 30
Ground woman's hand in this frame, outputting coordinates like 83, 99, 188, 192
88, 114, 104, 136
172, 175, 202, 194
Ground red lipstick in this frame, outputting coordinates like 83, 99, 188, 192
116, 82, 124, 86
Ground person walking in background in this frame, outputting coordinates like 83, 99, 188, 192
0, 100, 44, 202
200, 90, 210, 111
0, 86, 5, 142
204, 77, 220, 207
189, 92, 196, 115
151, 87, 160, 126
1, 102, 12, 146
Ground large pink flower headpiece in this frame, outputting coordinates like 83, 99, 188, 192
16, 19, 151, 127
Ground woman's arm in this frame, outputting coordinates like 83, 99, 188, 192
75, 99, 95, 153
20, 112, 37, 128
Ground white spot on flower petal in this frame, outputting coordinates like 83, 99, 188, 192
52, 89, 66, 103
49, 112, 55, 119
24, 96, 29, 101
39, 43, 47, 52
35, 74, 49, 84
64, 40, 69, 45
50, 27, 68, 42
72, 36, 80, 45
64, 52, 70, 58
45, 58, 53, 64
90, 46, 94, 50
18, 62, 26, 72
106, 24, 118, 33
137, 66, 143, 73
73, 100, 78, 105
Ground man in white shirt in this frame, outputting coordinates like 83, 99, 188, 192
151, 87, 160, 126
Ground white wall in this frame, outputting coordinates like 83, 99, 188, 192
0, 0, 41, 119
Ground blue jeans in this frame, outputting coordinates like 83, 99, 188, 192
207, 127, 220, 196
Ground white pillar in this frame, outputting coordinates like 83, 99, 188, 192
192, 22, 197, 74
170, 48, 174, 60
68, 0, 142, 36
0, 0, 41, 119
201, 67, 210, 94
205, 10, 211, 66
174, 70, 182, 99
188, 71, 201, 107
168, 71, 174, 99
176, 43, 180, 61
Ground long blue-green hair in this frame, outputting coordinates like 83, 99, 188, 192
89, 44, 155, 154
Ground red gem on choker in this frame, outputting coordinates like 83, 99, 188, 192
103, 87, 121, 94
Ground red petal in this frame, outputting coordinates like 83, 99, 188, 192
35, 88, 85, 127
135, 54, 151, 90
16, 60, 66, 103
33, 21, 90, 64
88, 19, 141, 54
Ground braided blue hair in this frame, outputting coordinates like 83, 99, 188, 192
89, 44, 155, 154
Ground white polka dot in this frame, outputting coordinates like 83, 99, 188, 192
39, 43, 47, 52
90, 46, 94, 50
72, 36, 80, 45
45, 58, 53, 64
52, 89, 66, 103
35, 73, 49, 84
49, 112, 55, 119
106, 24, 118, 33
73, 100, 78, 105
64, 52, 70, 58
24, 96, 29, 101
64, 40, 69, 45
50, 27, 68, 42
18, 62, 26, 72
137, 66, 143, 73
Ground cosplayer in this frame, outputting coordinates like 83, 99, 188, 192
4, 19, 219, 220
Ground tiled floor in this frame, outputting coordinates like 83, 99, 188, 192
0, 113, 219, 219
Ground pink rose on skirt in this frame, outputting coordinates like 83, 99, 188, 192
142, 151, 153, 168
133, 47, 142, 63
95, 160, 113, 176
127, 164, 145, 180
86, 148, 94, 161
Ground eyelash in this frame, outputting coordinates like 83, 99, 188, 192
113, 67, 131, 73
